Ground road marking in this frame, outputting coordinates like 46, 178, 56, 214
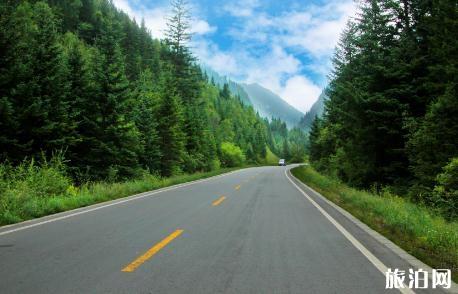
122, 229, 184, 273
235, 185, 241, 190
285, 169, 414, 294
212, 196, 226, 206
0, 168, 248, 236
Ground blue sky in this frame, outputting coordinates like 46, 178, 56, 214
113, 0, 357, 113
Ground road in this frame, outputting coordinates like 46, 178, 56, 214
0, 166, 449, 293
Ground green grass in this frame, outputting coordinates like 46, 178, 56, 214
0, 160, 241, 226
264, 146, 280, 165
291, 165, 458, 282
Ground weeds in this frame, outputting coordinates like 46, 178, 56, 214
0, 157, 238, 226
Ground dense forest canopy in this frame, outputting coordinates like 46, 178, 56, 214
308, 0, 457, 219
0, 0, 307, 181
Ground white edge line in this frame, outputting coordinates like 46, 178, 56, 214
285, 169, 415, 294
291, 170, 458, 294
0, 168, 251, 236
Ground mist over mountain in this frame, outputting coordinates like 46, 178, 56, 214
202, 66, 305, 128
241, 83, 304, 128
299, 90, 327, 132
202, 66, 252, 106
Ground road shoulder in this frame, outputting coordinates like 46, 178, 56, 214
0, 167, 249, 236
287, 166, 458, 294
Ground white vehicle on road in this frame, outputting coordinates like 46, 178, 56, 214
278, 159, 286, 166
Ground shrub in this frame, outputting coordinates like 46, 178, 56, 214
220, 142, 245, 167
0, 155, 238, 226
433, 157, 458, 219
209, 159, 221, 170
0, 156, 73, 224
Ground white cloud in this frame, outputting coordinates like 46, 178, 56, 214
193, 40, 239, 75
238, 46, 321, 113
112, 0, 167, 38
280, 1, 356, 57
226, 1, 356, 58
245, 46, 301, 92
112, 0, 215, 39
113, 0, 135, 16
191, 20, 217, 35
280, 76, 322, 112
223, 0, 260, 17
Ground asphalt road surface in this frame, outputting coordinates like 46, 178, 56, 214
0, 166, 450, 293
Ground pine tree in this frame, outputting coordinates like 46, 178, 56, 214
0, 2, 75, 162
308, 117, 321, 163
282, 139, 290, 160
164, 0, 192, 58
132, 69, 162, 173
89, 18, 141, 179
164, 0, 211, 172
60, 32, 95, 177
157, 67, 186, 176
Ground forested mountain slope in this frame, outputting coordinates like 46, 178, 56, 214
241, 83, 304, 128
0, 0, 307, 180
202, 67, 304, 128
298, 90, 327, 132
201, 66, 252, 106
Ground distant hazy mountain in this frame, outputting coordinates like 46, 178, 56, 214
241, 83, 304, 128
202, 66, 252, 106
299, 90, 327, 132
201, 66, 306, 128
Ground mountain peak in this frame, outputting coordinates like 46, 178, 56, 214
202, 66, 304, 128
241, 83, 304, 128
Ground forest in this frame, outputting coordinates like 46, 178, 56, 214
0, 0, 307, 183
308, 0, 457, 219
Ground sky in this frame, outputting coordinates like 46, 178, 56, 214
113, 0, 357, 113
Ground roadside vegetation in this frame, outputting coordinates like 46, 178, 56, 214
308, 1, 457, 221
264, 147, 280, 165
0, 156, 244, 226
291, 165, 458, 282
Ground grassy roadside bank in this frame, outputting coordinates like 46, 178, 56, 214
0, 164, 244, 227
291, 165, 458, 282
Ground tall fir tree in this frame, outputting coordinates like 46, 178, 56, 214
0, 2, 75, 162
157, 66, 186, 176
132, 69, 162, 173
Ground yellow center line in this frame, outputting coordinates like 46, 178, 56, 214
212, 196, 226, 206
235, 185, 241, 190
122, 229, 184, 273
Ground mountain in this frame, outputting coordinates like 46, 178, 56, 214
298, 90, 327, 132
202, 66, 304, 128
241, 83, 304, 128
202, 66, 252, 106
